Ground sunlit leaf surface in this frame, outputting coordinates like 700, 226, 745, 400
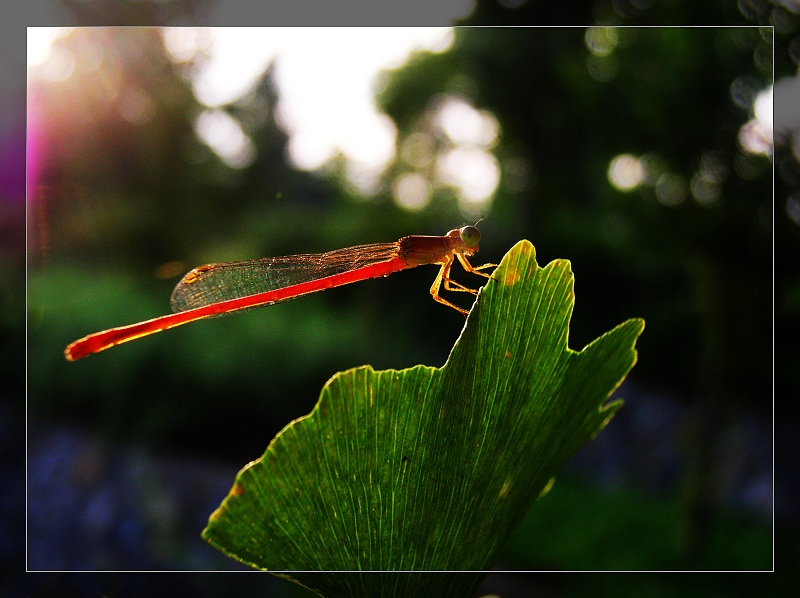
203, 241, 644, 595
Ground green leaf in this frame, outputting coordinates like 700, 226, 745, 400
202, 240, 644, 594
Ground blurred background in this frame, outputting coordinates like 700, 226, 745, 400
6, 0, 797, 596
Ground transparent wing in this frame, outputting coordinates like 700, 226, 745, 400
170, 242, 400, 312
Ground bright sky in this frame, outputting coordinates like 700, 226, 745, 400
28, 27, 455, 188
191, 28, 453, 170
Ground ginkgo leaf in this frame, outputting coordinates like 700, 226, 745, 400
202, 240, 644, 597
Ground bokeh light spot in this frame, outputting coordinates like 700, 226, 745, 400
586, 54, 619, 82
117, 86, 155, 125
608, 153, 644, 191
698, 150, 728, 183
435, 97, 499, 148
787, 194, 800, 227
739, 86, 773, 156
392, 173, 431, 211
38, 47, 76, 82
195, 109, 256, 169
655, 172, 687, 207
639, 153, 667, 185
690, 173, 721, 207
161, 28, 204, 63
730, 75, 761, 109
437, 147, 500, 204
502, 156, 534, 192
585, 26, 619, 57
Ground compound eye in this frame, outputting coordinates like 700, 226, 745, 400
459, 225, 481, 247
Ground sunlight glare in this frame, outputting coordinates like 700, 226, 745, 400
27, 26, 76, 83
27, 27, 72, 67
